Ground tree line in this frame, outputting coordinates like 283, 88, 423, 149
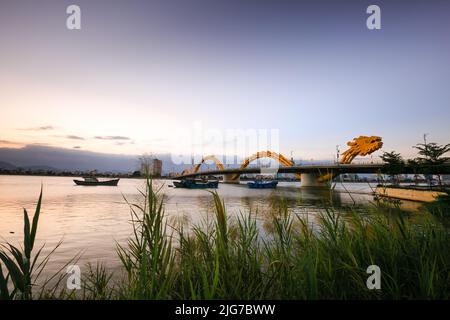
380, 136, 450, 186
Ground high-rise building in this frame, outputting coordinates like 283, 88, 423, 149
141, 158, 162, 177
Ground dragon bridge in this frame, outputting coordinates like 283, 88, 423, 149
179, 136, 383, 184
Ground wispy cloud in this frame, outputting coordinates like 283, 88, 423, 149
94, 136, 131, 141
65, 135, 85, 140
0, 140, 26, 148
73, 146, 81, 149
20, 126, 55, 131
51, 134, 85, 140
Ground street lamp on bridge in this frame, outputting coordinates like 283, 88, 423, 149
336, 145, 340, 164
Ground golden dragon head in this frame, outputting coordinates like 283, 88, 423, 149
340, 136, 383, 164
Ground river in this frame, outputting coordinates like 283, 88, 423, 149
0, 175, 381, 278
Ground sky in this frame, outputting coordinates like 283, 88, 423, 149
1, 0, 449, 165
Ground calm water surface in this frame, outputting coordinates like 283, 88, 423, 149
0, 175, 377, 276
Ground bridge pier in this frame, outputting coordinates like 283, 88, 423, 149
223, 174, 240, 184
300, 173, 328, 188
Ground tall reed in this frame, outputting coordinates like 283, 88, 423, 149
116, 179, 175, 299
116, 181, 449, 299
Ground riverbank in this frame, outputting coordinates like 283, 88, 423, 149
375, 184, 449, 202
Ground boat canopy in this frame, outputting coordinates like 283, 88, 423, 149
82, 177, 99, 182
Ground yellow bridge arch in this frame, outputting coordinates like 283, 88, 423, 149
193, 155, 225, 173
181, 155, 225, 176
230, 151, 300, 180
181, 151, 300, 180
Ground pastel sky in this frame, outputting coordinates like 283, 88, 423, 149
1, 0, 449, 161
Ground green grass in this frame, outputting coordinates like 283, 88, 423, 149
1, 180, 449, 300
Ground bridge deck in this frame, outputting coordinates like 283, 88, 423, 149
177, 163, 450, 179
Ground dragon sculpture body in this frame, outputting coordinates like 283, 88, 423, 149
317, 136, 383, 182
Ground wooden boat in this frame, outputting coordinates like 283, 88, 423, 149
173, 179, 219, 189
73, 177, 120, 186
247, 180, 278, 189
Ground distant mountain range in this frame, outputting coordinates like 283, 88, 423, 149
0, 161, 17, 170
0, 145, 193, 173
0, 160, 63, 172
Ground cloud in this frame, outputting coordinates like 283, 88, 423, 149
20, 126, 55, 131
0, 140, 25, 148
94, 136, 131, 141
65, 135, 85, 140
51, 134, 85, 140
73, 146, 81, 149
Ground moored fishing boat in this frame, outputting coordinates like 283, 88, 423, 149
173, 179, 219, 189
73, 177, 120, 186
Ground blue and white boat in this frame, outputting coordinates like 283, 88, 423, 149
247, 180, 278, 189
